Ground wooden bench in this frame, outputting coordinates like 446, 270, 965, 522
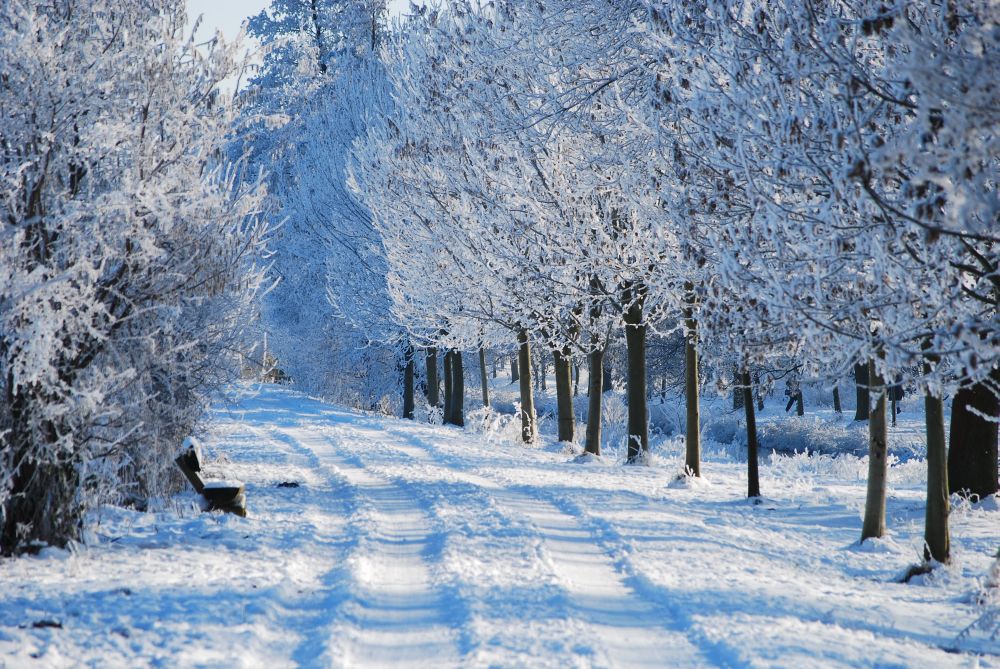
175, 437, 247, 517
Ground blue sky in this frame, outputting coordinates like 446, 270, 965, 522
185, 0, 270, 43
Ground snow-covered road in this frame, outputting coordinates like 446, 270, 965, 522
2, 385, 998, 668
258, 393, 705, 667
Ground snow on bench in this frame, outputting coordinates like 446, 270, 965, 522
175, 437, 247, 517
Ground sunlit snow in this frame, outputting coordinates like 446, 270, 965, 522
2, 384, 997, 667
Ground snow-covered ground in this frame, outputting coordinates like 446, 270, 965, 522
2, 383, 999, 668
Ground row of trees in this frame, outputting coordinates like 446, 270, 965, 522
0, 1, 269, 555
239, 0, 996, 570
338, 0, 997, 567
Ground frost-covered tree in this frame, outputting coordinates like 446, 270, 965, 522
643, 0, 998, 558
885, 0, 999, 506
0, 0, 268, 555
239, 0, 401, 408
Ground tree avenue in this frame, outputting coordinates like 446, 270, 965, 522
1, 0, 995, 580
347, 0, 996, 569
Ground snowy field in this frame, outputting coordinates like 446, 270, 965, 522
1, 383, 999, 668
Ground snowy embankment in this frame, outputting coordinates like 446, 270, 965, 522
1, 384, 998, 668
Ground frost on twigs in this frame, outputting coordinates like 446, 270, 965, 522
956, 550, 1000, 648
0, 0, 269, 555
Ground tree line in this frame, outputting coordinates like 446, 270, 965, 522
300, 0, 993, 568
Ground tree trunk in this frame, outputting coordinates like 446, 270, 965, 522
532, 351, 540, 393
684, 288, 701, 477
754, 371, 764, 411
733, 366, 744, 410
585, 347, 604, 455
924, 376, 950, 563
854, 362, 870, 421
1, 388, 82, 556
947, 371, 999, 499
833, 385, 842, 413
450, 350, 465, 427
602, 361, 613, 393
796, 391, 804, 416
403, 345, 415, 420
511, 355, 519, 383
443, 350, 454, 423
426, 347, 440, 409
517, 329, 537, 443
479, 347, 490, 409
861, 359, 888, 541
623, 288, 648, 463
573, 363, 580, 397
742, 370, 760, 498
553, 347, 574, 443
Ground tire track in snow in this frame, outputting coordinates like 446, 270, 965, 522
329, 427, 595, 666
371, 423, 711, 668
262, 426, 362, 667
521, 486, 744, 669
279, 418, 466, 668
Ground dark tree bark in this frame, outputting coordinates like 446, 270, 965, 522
517, 329, 536, 443
2, 385, 81, 556
947, 371, 1000, 499
733, 366, 744, 410
754, 371, 764, 411
924, 367, 950, 563
833, 386, 842, 413
742, 370, 760, 498
425, 348, 440, 409
309, 0, 328, 72
573, 363, 580, 397
623, 284, 649, 463
553, 347, 574, 443
585, 347, 604, 455
442, 350, 454, 423
684, 286, 701, 477
479, 347, 490, 409
510, 355, 519, 383
450, 351, 465, 427
602, 361, 613, 393
796, 391, 804, 416
403, 345, 415, 420
854, 362, 870, 421
861, 359, 888, 541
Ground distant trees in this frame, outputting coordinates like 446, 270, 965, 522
0, 0, 269, 555
239, 0, 400, 406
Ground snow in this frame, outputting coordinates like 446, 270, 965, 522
202, 480, 245, 490
1, 383, 998, 668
